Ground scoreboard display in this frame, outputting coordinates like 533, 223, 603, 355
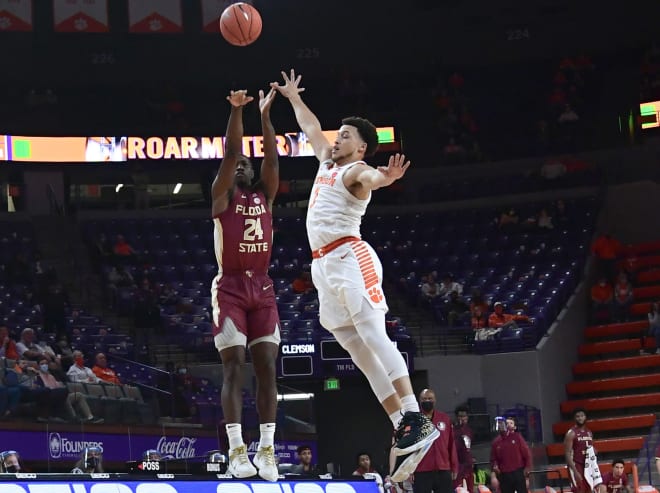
277, 338, 414, 379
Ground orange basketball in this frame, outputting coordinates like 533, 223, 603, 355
219, 2, 262, 47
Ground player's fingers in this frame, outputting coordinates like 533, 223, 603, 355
258, 89, 265, 99
281, 71, 289, 82
402, 162, 411, 172
290, 68, 296, 80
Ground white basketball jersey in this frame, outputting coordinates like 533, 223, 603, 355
306, 160, 370, 251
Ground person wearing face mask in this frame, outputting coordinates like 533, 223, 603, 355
66, 350, 101, 384
36, 358, 103, 424
72, 446, 104, 474
392, 389, 457, 492
0, 450, 22, 473
490, 416, 531, 493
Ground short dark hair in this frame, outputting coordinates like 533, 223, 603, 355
342, 116, 379, 157
612, 458, 625, 468
573, 407, 587, 417
356, 451, 371, 464
297, 445, 311, 455
455, 405, 469, 415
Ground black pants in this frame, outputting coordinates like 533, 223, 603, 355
413, 470, 453, 493
499, 468, 527, 493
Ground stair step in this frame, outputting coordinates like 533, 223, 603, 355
639, 270, 660, 284
573, 354, 660, 376
584, 321, 647, 340
560, 392, 660, 414
546, 436, 644, 458
578, 338, 654, 357
566, 374, 660, 396
552, 414, 656, 437
631, 302, 652, 316
634, 285, 660, 300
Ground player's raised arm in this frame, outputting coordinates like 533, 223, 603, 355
258, 87, 279, 208
211, 90, 253, 217
350, 153, 411, 192
271, 69, 332, 162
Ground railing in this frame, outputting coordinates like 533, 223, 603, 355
47, 183, 64, 216
636, 419, 660, 486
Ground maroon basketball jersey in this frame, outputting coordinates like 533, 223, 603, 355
570, 425, 593, 465
213, 187, 273, 273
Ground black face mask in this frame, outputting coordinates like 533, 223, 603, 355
5, 464, 18, 473
421, 401, 435, 412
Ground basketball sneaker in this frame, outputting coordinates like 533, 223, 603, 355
393, 411, 439, 456
253, 445, 279, 482
227, 444, 257, 478
391, 439, 434, 483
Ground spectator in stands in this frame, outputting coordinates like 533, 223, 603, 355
488, 302, 530, 331
537, 208, 554, 230
621, 255, 640, 282
490, 416, 531, 493
158, 283, 180, 307
54, 335, 74, 359
0, 326, 19, 360
67, 350, 101, 384
470, 290, 489, 330
13, 358, 66, 423
92, 353, 121, 385
353, 451, 385, 493
292, 271, 315, 294
16, 328, 58, 366
290, 445, 321, 476
72, 446, 104, 474
590, 234, 622, 282
438, 274, 463, 299
421, 275, 441, 305
612, 272, 634, 322
590, 277, 614, 323
113, 234, 137, 261
445, 291, 470, 328
601, 459, 631, 493
498, 209, 519, 231
646, 302, 660, 355
36, 357, 103, 424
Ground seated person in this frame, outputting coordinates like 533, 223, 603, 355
444, 291, 470, 327
601, 459, 631, 493
92, 352, 121, 385
72, 446, 104, 474
67, 351, 102, 384
352, 452, 384, 493
289, 445, 322, 476
437, 274, 463, 299
488, 302, 530, 330
0, 450, 22, 473
591, 277, 614, 323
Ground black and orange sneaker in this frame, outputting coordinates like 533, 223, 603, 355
393, 411, 439, 456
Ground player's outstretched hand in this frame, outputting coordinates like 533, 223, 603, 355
270, 69, 305, 99
377, 153, 411, 181
259, 87, 276, 115
226, 89, 254, 108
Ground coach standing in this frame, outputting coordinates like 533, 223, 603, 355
490, 416, 532, 493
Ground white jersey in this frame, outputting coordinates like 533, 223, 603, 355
306, 159, 370, 251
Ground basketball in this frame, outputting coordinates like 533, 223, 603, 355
219, 2, 262, 47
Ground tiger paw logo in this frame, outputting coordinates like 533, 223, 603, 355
368, 287, 383, 303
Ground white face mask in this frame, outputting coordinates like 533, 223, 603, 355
40, 364, 49, 372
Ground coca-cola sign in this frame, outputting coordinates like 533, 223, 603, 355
156, 436, 198, 459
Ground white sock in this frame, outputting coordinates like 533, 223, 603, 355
401, 394, 420, 413
226, 423, 243, 451
258, 422, 276, 448
389, 410, 402, 428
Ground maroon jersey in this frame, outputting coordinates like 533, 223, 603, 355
601, 472, 628, 493
416, 411, 459, 474
213, 187, 273, 274
453, 422, 474, 469
569, 425, 593, 466
490, 431, 532, 473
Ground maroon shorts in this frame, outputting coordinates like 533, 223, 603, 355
211, 272, 280, 348
569, 463, 592, 493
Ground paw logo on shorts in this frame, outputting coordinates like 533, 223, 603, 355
368, 287, 384, 303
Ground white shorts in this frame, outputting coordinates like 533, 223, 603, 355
311, 239, 388, 330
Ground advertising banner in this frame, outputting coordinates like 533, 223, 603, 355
53, 0, 109, 33
128, 0, 183, 33
0, 0, 32, 31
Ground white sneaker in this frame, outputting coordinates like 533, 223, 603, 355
391, 439, 434, 482
253, 445, 279, 482
227, 444, 257, 478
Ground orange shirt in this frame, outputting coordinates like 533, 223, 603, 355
92, 365, 121, 385
488, 312, 529, 328
591, 237, 622, 260
591, 284, 613, 303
